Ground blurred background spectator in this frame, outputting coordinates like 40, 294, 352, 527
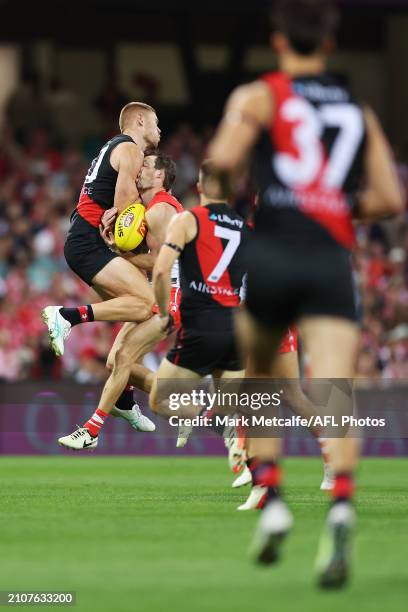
0, 0, 407, 382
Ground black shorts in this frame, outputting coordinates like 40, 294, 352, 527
167, 309, 243, 376
246, 227, 357, 329
64, 212, 118, 286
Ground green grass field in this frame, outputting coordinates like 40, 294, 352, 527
1, 457, 407, 612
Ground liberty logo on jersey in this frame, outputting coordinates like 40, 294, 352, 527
209, 213, 243, 228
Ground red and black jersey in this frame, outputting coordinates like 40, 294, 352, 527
254, 72, 367, 249
76, 134, 136, 227
179, 203, 248, 319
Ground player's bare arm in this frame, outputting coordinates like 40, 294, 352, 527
110, 141, 144, 214
357, 107, 404, 219
146, 202, 180, 254
127, 202, 179, 271
100, 201, 179, 271
208, 82, 274, 170
153, 212, 196, 317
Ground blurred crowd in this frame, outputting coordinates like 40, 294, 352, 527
0, 78, 407, 382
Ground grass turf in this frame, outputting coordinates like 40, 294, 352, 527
0, 457, 407, 612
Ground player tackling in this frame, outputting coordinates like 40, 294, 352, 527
42, 102, 161, 349
42, 102, 161, 432
58, 151, 184, 450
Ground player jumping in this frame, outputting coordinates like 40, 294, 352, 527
58, 152, 184, 450
43, 102, 161, 432
42, 101, 160, 355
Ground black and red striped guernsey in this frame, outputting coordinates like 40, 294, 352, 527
76, 134, 135, 227
254, 72, 367, 249
179, 203, 248, 315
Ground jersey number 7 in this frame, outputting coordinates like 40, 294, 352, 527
207, 226, 241, 283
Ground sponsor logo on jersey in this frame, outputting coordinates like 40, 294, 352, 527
294, 82, 348, 103
189, 280, 240, 297
209, 213, 243, 228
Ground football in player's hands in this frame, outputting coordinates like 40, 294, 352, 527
114, 203, 147, 251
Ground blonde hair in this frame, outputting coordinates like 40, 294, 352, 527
119, 102, 156, 132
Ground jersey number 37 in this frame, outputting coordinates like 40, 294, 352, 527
274, 98, 364, 190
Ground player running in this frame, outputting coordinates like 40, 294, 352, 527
149, 161, 248, 422
231, 344, 334, 510
42, 101, 160, 358
58, 152, 184, 451
209, 0, 403, 588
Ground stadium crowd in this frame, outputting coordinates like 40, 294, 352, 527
0, 83, 407, 382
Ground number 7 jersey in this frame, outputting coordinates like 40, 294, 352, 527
179, 203, 248, 314
254, 72, 367, 249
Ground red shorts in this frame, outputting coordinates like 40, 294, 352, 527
152, 287, 181, 331
279, 326, 298, 353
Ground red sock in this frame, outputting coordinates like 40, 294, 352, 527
247, 458, 282, 501
332, 472, 355, 502
84, 409, 109, 437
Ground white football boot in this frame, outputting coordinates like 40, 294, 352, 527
111, 404, 156, 432
176, 424, 193, 448
232, 466, 252, 488
58, 427, 98, 451
237, 485, 267, 511
42, 305, 71, 357
250, 499, 293, 564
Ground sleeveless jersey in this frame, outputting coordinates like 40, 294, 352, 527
254, 72, 367, 249
76, 134, 136, 227
146, 190, 184, 214
147, 190, 184, 287
179, 203, 247, 315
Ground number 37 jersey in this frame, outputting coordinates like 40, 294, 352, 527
179, 203, 248, 316
254, 72, 367, 249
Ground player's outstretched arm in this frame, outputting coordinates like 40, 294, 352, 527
356, 107, 405, 220
153, 212, 196, 317
111, 141, 144, 213
208, 81, 274, 170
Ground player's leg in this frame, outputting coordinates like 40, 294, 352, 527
235, 308, 293, 564
90, 258, 155, 321
91, 286, 181, 440
272, 349, 334, 490
149, 357, 203, 446
126, 363, 155, 393
210, 368, 248, 475
57, 317, 164, 450
237, 351, 308, 506
100, 317, 164, 430
235, 306, 285, 375
298, 315, 360, 588
43, 257, 154, 357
